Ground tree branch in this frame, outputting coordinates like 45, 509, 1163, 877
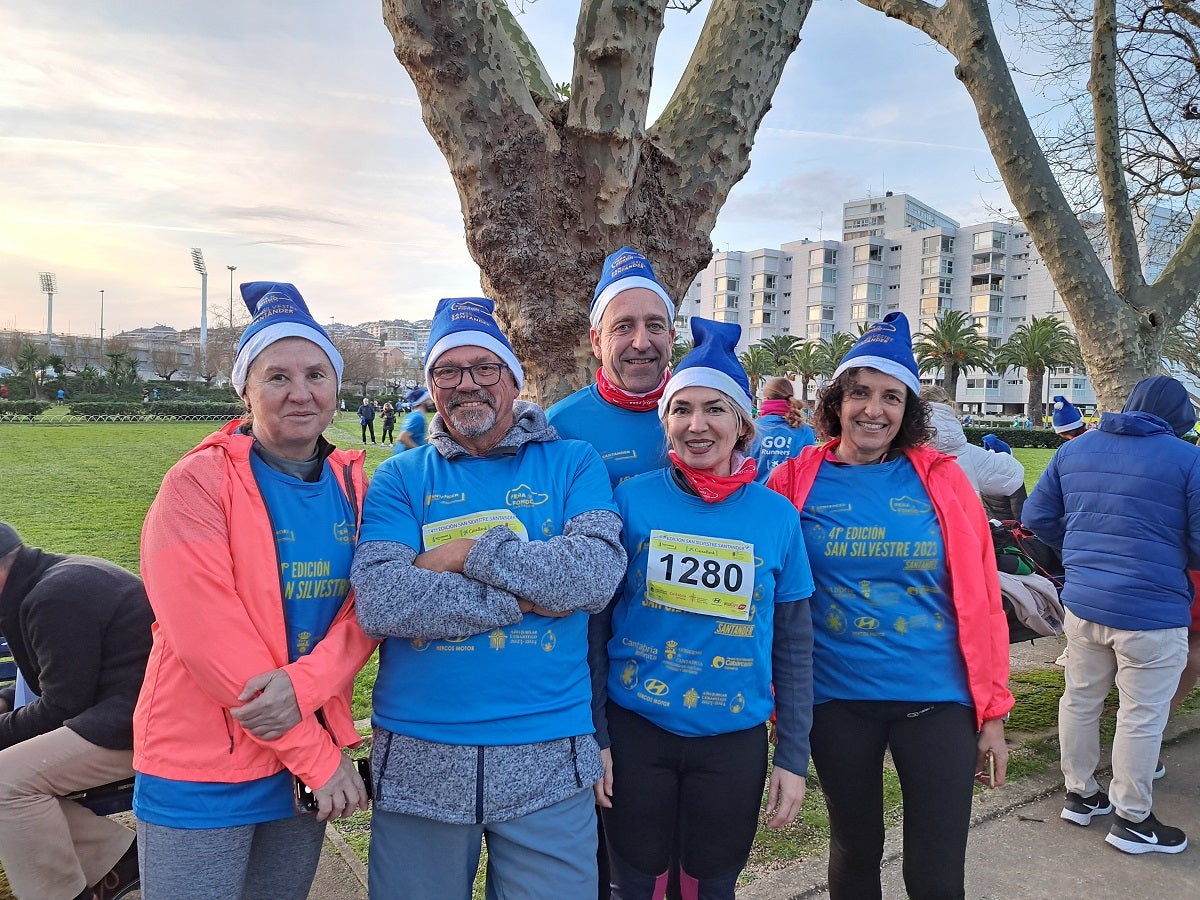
566, 0, 669, 221
383, 1, 551, 186
650, 0, 812, 237
1090, 0, 1144, 295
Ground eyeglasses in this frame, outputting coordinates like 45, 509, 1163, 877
429, 363, 508, 389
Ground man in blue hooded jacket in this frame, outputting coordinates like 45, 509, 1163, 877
1024, 375, 1200, 855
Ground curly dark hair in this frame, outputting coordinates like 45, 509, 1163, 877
812, 368, 932, 450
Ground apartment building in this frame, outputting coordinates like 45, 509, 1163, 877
682, 192, 1102, 417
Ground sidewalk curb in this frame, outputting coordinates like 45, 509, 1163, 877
325, 825, 369, 890
738, 706, 1200, 899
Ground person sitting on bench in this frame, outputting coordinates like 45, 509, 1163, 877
0, 522, 152, 900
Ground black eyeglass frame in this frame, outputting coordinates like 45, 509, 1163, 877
429, 362, 509, 389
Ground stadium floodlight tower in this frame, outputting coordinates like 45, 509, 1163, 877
38, 272, 57, 350
191, 248, 208, 361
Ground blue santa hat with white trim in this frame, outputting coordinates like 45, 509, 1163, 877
231, 282, 343, 396
832, 311, 921, 396
1051, 395, 1084, 433
424, 297, 524, 390
590, 247, 675, 328
658, 317, 753, 420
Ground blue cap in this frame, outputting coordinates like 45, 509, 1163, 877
982, 434, 1012, 455
659, 317, 753, 419
1051, 395, 1084, 434
590, 247, 675, 328
424, 298, 524, 390
832, 312, 920, 396
231, 282, 343, 395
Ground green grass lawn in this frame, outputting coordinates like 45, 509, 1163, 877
0, 422, 1183, 894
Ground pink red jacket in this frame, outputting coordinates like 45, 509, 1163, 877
134, 421, 378, 788
767, 441, 1013, 729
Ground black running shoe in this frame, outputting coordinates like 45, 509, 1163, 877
1105, 812, 1188, 854
1061, 790, 1113, 826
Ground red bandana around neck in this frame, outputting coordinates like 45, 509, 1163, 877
668, 450, 757, 503
595, 366, 669, 412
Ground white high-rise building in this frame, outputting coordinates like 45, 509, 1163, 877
682, 192, 1105, 417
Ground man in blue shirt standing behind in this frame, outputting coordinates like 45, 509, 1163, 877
350, 297, 626, 899
547, 247, 676, 487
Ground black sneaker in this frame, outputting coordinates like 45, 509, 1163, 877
1105, 812, 1188, 854
1061, 790, 1113, 826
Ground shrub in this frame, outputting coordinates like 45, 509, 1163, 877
0, 400, 51, 420
964, 427, 1066, 449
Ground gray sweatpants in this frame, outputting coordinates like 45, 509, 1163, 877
136, 814, 325, 900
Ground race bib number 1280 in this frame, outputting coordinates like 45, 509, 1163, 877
645, 530, 755, 621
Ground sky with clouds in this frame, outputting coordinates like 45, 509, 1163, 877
0, 1, 1046, 338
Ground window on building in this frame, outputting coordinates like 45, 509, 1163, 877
751, 273, 777, 290
922, 235, 954, 254
851, 302, 881, 321
853, 244, 883, 263
809, 248, 836, 266
714, 276, 740, 292
808, 267, 837, 285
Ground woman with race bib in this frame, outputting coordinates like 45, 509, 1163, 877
592, 317, 814, 898
766, 312, 1012, 900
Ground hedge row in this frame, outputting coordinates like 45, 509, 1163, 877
68, 401, 244, 419
0, 401, 51, 420
962, 426, 1067, 449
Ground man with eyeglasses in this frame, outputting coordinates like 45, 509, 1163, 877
351, 297, 626, 899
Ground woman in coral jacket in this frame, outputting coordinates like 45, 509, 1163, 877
767, 312, 1013, 900
134, 283, 377, 900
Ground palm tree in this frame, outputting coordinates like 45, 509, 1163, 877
16, 343, 47, 399
669, 338, 693, 370
912, 310, 993, 397
992, 315, 1080, 425
755, 334, 802, 374
738, 345, 774, 402
818, 332, 857, 376
783, 341, 825, 402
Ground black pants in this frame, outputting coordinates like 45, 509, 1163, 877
381, 423, 395, 443
361, 420, 375, 442
601, 702, 765, 892
810, 700, 977, 900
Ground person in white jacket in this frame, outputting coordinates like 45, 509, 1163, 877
920, 386, 1026, 519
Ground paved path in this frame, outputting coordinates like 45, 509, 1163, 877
739, 708, 1200, 898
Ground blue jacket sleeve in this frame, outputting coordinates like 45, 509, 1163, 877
1021, 457, 1066, 549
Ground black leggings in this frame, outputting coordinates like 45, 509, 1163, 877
601, 702, 766, 888
381, 422, 395, 443
809, 700, 978, 900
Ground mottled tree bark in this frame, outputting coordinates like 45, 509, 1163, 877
859, 0, 1200, 410
382, 0, 810, 405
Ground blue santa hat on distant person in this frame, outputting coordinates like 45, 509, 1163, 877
982, 434, 1012, 455
231, 282, 343, 396
1051, 395, 1084, 434
659, 317, 753, 420
590, 247, 675, 329
424, 298, 524, 390
832, 312, 921, 396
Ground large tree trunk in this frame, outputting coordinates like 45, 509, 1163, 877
858, 0, 1200, 411
383, 0, 811, 405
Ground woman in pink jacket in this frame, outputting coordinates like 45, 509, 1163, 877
767, 313, 1012, 900
134, 283, 377, 899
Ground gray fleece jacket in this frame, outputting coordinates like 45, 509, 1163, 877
351, 401, 625, 824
